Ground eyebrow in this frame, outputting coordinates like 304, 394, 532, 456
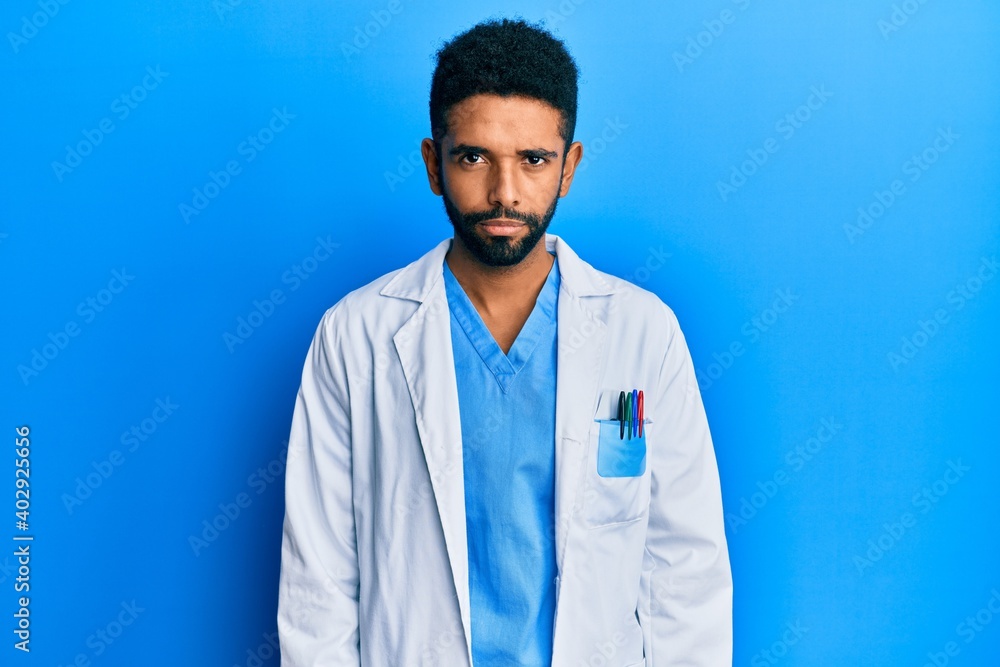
448, 143, 559, 160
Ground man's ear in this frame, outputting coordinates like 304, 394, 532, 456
558, 141, 584, 197
421, 138, 443, 196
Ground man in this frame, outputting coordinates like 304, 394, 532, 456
278, 18, 732, 667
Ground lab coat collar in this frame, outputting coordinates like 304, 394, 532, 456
379, 233, 617, 302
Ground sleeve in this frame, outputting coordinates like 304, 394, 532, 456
277, 304, 362, 666
637, 303, 733, 666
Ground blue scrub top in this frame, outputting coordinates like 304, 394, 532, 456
442, 253, 560, 667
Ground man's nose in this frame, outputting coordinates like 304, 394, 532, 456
487, 162, 521, 210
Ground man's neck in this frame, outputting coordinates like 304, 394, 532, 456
444, 236, 555, 318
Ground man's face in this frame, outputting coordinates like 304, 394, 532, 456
422, 94, 583, 267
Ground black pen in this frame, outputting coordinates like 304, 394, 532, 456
618, 391, 626, 439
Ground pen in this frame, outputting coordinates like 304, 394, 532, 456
638, 390, 644, 438
618, 391, 626, 439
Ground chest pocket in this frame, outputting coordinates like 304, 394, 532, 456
582, 391, 652, 527
595, 420, 646, 477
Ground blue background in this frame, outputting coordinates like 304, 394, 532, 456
3, 1, 998, 665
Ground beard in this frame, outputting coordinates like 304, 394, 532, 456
441, 177, 561, 268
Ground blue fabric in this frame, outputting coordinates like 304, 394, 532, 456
596, 420, 647, 477
442, 254, 560, 667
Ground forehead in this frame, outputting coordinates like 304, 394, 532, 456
444, 94, 563, 150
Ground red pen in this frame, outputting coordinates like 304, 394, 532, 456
637, 391, 644, 438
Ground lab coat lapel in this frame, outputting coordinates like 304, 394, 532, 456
387, 240, 474, 666
548, 235, 614, 667
550, 234, 611, 566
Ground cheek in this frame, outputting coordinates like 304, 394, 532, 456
442, 167, 483, 204
512, 170, 559, 203
532, 174, 564, 209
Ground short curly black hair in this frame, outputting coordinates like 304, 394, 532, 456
429, 17, 579, 152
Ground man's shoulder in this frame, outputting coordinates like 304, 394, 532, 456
342, 265, 408, 308
555, 236, 670, 308
316, 265, 409, 331
582, 261, 680, 331
313, 241, 446, 339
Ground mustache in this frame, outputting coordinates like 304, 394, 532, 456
461, 206, 539, 226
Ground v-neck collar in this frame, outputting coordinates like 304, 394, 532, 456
443, 255, 559, 393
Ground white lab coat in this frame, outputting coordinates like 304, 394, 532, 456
277, 234, 732, 666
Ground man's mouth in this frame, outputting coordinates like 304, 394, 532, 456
479, 219, 525, 235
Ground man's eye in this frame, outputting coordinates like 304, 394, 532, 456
462, 154, 483, 164
526, 156, 546, 166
